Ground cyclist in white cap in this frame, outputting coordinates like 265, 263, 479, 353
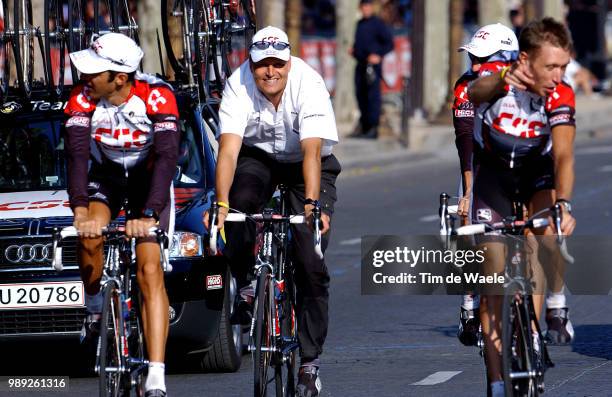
204, 25, 340, 397
65, 32, 179, 397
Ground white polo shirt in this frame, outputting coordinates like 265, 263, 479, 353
218, 56, 338, 162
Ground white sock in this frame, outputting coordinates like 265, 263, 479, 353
545, 289, 566, 309
145, 362, 166, 392
85, 291, 103, 314
490, 381, 505, 397
461, 294, 480, 311
533, 331, 541, 352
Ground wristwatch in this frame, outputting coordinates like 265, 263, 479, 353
141, 208, 160, 221
304, 198, 320, 208
555, 199, 572, 213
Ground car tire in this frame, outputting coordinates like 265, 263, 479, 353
200, 267, 243, 372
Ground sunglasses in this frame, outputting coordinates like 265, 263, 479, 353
91, 41, 127, 67
250, 40, 291, 51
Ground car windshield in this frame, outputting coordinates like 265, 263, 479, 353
0, 114, 205, 192
0, 117, 65, 192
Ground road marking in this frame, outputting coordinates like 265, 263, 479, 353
419, 214, 439, 222
576, 145, 612, 155
412, 371, 462, 386
340, 238, 361, 246
548, 361, 611, 392
598, 165, 612, 172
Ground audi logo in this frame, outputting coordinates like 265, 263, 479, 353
4, 244, 53, 264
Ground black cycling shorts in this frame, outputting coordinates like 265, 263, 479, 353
471, 150, 554, 225
87, 161, 172, 242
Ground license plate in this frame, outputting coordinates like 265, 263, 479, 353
0, 281, 85, 310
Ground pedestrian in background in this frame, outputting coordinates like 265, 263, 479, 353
350, 0, 393, 139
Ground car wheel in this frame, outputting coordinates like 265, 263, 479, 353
200, 267, 243, 372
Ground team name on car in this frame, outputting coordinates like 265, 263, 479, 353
0, 200, 70, 211
31, 100, 68, 112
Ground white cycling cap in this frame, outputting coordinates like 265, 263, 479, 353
69, 33, 143, 74
249, 26, 291, 63
458, 23, 519, 58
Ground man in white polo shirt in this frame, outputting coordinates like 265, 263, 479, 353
204, 25, 340, 396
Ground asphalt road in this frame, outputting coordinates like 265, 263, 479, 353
4, 136, 612, 396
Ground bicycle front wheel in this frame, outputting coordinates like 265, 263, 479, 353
0, 0, 12, 100
253, 265, 273, 397
502, 291, 538, 397
274, 269, 298, 397
99, 281, 128, 397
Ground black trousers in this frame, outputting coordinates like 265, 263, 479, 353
355, 62, 382, 132
224, 146, 341, 360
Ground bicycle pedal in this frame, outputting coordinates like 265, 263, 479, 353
281, 342, 299, 355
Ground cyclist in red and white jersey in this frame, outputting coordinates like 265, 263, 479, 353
468, 18, 576, 396
452, 23, 519, 347
65, 33, 179, 397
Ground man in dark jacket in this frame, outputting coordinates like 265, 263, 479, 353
351, 0, 394, 139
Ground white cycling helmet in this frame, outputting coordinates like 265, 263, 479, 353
458, 23, 519, 58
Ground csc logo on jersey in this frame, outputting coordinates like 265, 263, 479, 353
491, 112, 545, 138
93, 128, 149, 148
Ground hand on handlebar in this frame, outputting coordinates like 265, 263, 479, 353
203, 206, 229, 231
305, 204, 330, 235
557, 207, 576, 236
457, 195, 471, 225
73, 215, 104, 239
125, 217, 158, 238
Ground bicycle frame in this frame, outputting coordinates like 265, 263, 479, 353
247, 187, 294, 355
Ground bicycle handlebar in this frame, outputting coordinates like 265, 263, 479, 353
208, 203, 323, 259
52, 226, 171, 272
443, 198, 575, 264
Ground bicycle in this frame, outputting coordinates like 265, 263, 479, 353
440, 193, 574, 396
161, 0, 255, 100
208, 186, 323, 397
52, 225, 170, 397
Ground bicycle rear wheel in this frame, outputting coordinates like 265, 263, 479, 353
253, 265, 273, 397
13, 0, 34, 97
44, 0, 66, 96
99, 281, 128, 397
502, 292, 538, 397
161, 0, 198, 85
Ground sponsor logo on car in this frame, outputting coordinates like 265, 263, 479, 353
206, 275, 223, 290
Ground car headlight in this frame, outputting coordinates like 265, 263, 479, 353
170, 232, 202, 258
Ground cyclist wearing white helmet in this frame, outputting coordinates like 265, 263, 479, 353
452, 23, 519, 347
